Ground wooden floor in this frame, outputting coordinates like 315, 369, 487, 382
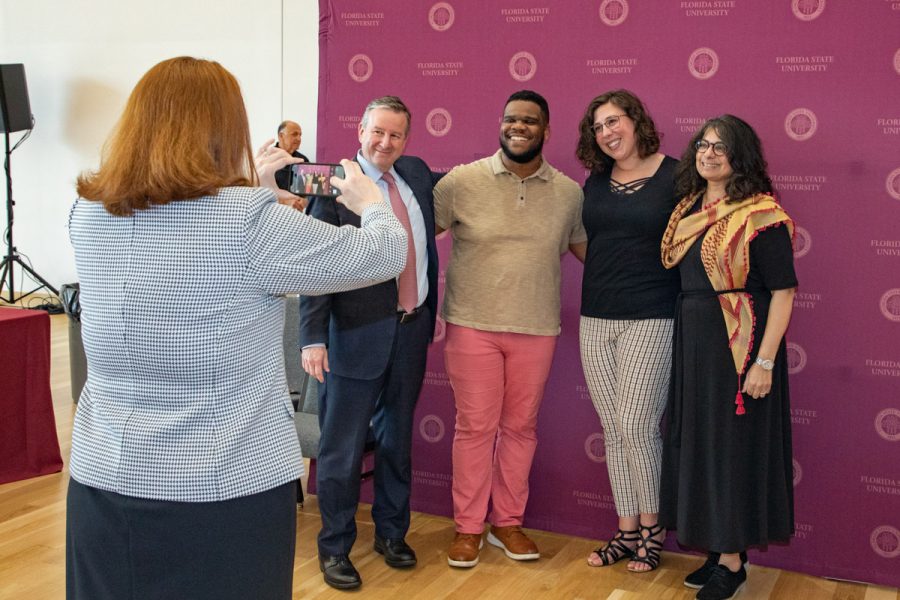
1, 309, 898, 599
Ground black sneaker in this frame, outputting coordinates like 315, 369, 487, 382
684, 552, 748, 589
696, 563, 747, 600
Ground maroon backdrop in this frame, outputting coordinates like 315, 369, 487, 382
315, 0, 900, 587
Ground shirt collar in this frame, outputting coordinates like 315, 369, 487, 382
356, 151, 399, 183
489, 149, 552, 181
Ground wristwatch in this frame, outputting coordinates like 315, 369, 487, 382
755, 357, 775, 371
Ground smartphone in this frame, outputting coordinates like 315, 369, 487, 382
289, 163, 345, 197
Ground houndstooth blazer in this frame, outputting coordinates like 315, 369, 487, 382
68, 186, 406, 502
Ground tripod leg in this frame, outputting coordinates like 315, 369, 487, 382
0, 257, 13, 303
15, 256, 59, 295
3, 130, 58, 302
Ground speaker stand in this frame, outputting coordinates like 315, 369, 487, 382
1, 130, 58, 303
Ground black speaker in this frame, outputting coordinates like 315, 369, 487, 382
0, 64, 33, 134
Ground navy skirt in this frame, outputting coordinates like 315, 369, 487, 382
66, 478, 296, 600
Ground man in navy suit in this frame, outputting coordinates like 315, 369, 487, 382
300, 96, 440, 590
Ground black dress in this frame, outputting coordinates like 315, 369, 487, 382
659, 224, 797, 553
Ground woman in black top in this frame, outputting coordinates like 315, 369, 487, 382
575, 90, 680, 572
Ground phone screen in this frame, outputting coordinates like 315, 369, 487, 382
289, 163, 345, 197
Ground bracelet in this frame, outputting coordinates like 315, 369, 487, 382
754, 356, 775, 371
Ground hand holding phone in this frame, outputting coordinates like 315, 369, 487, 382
332, 160, 387, 216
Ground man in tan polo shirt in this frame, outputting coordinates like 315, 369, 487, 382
433, 90, 587, 568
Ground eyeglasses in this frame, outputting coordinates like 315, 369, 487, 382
695, 139, 728, 156
591, 114, 627, 136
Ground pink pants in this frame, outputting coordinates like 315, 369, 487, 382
444, 323, 557, 533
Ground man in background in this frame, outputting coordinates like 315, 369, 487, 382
274, 120, 310, 195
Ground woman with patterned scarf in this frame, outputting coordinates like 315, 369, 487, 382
658, 115, 797, 600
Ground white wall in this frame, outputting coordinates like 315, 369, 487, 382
0, 0, 319, 290
283, 0, 320, 160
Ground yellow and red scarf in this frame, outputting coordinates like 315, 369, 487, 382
661, 192, 794, 414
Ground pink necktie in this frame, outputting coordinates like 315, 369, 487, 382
381, 172, 418, 313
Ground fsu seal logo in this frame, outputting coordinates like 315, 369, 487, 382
688, 47, 719, 80
792, 0, 825, 21
348, 54, 373, 83
875, 408, 900, 442
584, 432, 606, 463
599, 0, 629, 26
426, 108, 452, 137
785, 108, 818, 141
786, 342, 807, 375
886, 167, 900, 201
792, 458, 802, 487
879, 288, 900, 322
870, 526, 900, 559
793, 226, 811, 258
509, 51, 537, 82
419, 414, 446, 443
429, 2, 455, 32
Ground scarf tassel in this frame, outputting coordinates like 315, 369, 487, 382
735, 374, 746, 415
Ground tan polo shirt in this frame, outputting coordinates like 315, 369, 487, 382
434, 150, 586, 336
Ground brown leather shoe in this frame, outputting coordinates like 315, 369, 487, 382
447, 532, 483, 568
487, 525, 540, 561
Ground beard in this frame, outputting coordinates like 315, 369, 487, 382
499, 134, 544, 164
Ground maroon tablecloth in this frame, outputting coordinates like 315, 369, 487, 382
0, 307, 63, 484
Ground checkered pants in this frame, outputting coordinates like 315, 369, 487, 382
579, 317, 673, 516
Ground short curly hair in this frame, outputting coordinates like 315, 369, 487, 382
575, 89, 661, 173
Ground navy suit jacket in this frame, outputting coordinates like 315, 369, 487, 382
299, 155, 441, 380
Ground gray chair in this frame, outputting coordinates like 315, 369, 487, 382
283, 296, 320, 506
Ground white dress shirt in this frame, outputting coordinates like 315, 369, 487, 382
358, 152, 429, 308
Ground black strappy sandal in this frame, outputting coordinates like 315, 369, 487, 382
627, 523, 665, 572
588, 528, 639, 566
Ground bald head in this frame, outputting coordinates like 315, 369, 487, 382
277, 120, 302, 154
